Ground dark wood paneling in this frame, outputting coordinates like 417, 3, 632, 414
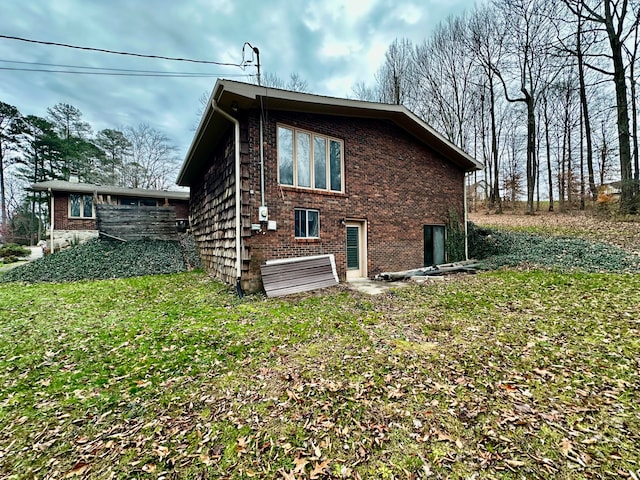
96, 205, 178, 241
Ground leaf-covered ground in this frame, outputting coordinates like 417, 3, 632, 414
1, 271, 638, 479
468, 211, 640, 273
469, 211, 640, 255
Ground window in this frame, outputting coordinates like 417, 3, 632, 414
120, 197, 158, 207
69, 194, 94, 218
278, 125, 343, 192
295, 209, 319, 238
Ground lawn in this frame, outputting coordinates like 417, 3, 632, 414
1, 270, 639, 479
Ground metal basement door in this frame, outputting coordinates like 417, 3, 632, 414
346, 221, 366, 279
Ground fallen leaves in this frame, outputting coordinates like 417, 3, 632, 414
2, 267, 640, 478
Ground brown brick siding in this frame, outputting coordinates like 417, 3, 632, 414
169, 200, 189, 219
53, 193, 96, 230
191, 110, 465, 292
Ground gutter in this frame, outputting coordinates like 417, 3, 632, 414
212, 101, 243, 297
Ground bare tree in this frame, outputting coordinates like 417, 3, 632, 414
375, 38, 416, 106
468, 4, 507, 212
562, 0, 640, 212
350, 81, 380, 102
414, 15, 478, 151
259, 72, 310, 92
123, 124, 178, 190
491, 0, 562, 214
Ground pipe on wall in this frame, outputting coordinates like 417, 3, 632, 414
212, 101, 243, 296
463, 173, 469, 261
49, 187, 54, 254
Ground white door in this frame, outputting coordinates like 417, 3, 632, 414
346, 221, 367, 280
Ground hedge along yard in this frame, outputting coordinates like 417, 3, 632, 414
0, 215, 639, 479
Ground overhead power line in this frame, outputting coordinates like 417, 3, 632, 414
0, 34, 245, 67
0, 59, 253, 77
0, 66, 256, 78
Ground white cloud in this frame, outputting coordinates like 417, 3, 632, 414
393, 3, 423, 25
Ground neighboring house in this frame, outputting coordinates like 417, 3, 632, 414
466, 179, 489, 204
30, 179, 189, 247
177, 79, 482, 293
598, 182, 622, 201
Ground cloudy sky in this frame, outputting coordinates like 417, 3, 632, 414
1, 0, 471, 167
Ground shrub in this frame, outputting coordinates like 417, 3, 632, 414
0, 244, 30, 263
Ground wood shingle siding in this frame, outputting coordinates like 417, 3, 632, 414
261, 254, 338, 297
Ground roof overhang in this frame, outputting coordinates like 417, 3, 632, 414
30, 181, 190, 201
177, 79, 483, 186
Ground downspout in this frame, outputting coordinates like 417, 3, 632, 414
463, 173, 469, 261
213, 101, 243, 297
260, 112, 265, 207
48, 188, 54, 254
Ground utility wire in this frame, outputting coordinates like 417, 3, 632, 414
0, 34, 245, 67
0, 66, 255, 78
0, 59, 248, 76
1, 58, 208, 73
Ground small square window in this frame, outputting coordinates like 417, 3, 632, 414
294, 209, 319, 238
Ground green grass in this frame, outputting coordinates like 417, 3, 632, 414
1, 271, 639, 479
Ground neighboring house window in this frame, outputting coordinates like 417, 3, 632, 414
295, 209, 319, 238
278, 125, 343, 192
120, 197, 158, 206
69, 194, 94, 218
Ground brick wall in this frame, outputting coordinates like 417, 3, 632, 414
169, 200, 189, 219
53, 193, 96, 230
243, 110, 464, 288
190, 109, 466, 292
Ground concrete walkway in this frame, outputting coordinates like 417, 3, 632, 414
27, 246, 44, 261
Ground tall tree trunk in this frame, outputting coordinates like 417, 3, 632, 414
576, 14, 597, 201
580, 109, 586, 210
605, 2, 635, 212
544, 96, 554, 212
489, 78, 502, 213
525, 94, 536, 215
630, 59, 639, 194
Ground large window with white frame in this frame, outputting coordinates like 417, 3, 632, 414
294, 209, 320, 238
278, 125, 343, 192
69, 193, 94, 218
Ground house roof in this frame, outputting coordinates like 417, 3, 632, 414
30, 180, 190, 201
177, 79, 483, 186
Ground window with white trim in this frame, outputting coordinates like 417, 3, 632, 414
278, 125, 343, 192
295, 209, 319, 238
69, 194, 94, 218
